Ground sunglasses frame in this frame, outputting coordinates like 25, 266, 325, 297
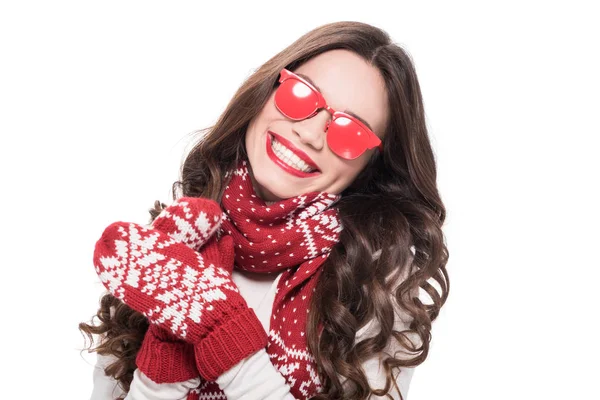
275, 68, 383, 158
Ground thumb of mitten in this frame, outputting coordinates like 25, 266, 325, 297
217, 235, 235, 274
197, 234, 235, 274
197, 235, 221, 266
151, 197, 223, 250
94, 221, 128, 267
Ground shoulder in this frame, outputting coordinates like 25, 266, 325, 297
358, 249, 418, 341
90, 353, 126, 400
351, 250, 420, 399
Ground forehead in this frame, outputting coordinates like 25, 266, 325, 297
293, 50, 388, 137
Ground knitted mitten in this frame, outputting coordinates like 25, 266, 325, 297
93, 197, 268, 381
136, 324, 199, 383
134, 200, 210, 382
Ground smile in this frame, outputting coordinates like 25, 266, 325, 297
266, 132, 321, 178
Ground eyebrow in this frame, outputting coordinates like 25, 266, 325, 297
296, 72, 375, 132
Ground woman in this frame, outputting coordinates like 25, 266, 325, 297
80, 20, 449, 400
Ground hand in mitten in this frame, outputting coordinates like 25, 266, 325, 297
136, 324, 199, 383
93, 197, 267, 381
135, 199, 217, 383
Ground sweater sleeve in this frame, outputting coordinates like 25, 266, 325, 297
92, 342, 415, 400
215, 342, 415, 400
90, 353, 127, 400
89, 352, 200, 400
216, 348, 295, 399
125, 369, 200, 400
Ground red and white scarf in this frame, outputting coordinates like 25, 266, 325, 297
190, 160, 343, 399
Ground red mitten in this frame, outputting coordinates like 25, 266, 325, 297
93, 197, 267, 381
136, 324, 199, 383
134, 198, 217, 382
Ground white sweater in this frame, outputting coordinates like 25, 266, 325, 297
90, 268, 415, 400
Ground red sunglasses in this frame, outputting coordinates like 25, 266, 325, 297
274, 68, 383, 160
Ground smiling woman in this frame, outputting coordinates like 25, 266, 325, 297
246, 52, 388, 201
80, 20, 449, 400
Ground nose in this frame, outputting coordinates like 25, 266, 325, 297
292, 109, 330, 151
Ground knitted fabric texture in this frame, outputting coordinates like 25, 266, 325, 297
94, 159, 343, 399
188, 160, 343, 399
93, 197, 268, 381
135, 205, 226, 383
136, 324, 199, 383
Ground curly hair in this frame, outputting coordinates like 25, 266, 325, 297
80, 21, 449, 400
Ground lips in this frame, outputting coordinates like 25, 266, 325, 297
268, 131, 320, 171
266, 132, 321, 178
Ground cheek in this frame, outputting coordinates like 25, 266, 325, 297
245, 119, 258, 149
326, 158, 365, 188
250, 94, 278, 127
247, 103, 275, 138
263, 94, 283, 120
335, 155, 369, 175
334, 155, 372, 184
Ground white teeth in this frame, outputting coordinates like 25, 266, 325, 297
271, 138, 316, 173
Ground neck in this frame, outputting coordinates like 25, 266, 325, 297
245, 158, 283, 203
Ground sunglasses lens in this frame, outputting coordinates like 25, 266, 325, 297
326, 116, 371, 160
275, 79, 318, 120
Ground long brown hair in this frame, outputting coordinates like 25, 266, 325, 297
80, 21, 449, 399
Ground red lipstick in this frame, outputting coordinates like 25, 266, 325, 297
266, 132, 320, 178
268, 131, 319, 170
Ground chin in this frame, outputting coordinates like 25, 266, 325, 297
257, 182, 299, 201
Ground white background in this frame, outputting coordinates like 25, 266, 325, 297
1, 1, 598, 399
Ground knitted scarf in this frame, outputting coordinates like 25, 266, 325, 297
190, 160, 343, 399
